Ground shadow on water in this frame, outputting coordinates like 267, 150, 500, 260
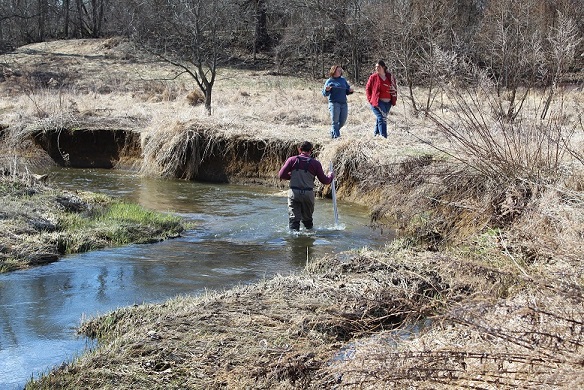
0, 168, 392, 388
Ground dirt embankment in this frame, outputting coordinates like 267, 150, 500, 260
31, 127, 300, 186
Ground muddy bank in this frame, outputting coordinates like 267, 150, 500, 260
33, 129, 142, 169
29, 127, 361, 198
31, 128, 300, 187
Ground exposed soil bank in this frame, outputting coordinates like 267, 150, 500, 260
31, 128, 299, 187
33, 129, 142, 169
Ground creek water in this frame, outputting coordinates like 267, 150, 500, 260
0, 168, 391, 389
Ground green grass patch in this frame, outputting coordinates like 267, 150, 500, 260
58, 201, 184, 251
101, 202, 179, 227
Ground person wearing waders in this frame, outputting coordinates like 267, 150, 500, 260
278, 141, 334, 231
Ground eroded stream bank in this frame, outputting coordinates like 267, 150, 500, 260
13, 127, 584, 390
32, 128, 305, 187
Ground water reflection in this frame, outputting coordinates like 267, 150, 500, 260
0, 168, 392, 388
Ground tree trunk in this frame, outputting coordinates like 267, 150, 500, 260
205, 86, 212, 116
37, 0, 46, 41
254, 0, 270, 52
64, 0, 70, 38
76, 0, 84, 37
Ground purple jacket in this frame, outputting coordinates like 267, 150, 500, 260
278, 153, 332, 187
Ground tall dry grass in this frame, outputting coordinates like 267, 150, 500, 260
324, 283, 584, 389
6, 38, 584, 390
3, 41, 583, 247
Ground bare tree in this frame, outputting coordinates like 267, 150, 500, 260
73, 0, 107, 37
372, 0, 457, 114
541, 11, 582, 119
0, 0, 582, 93
269, 0, 373, 80
475, 0, 546, 120
129, 0, 235, 115
243, 0, 271, 57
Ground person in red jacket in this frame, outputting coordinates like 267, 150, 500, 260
278, 141, 334, 231
365, 60, 397, 138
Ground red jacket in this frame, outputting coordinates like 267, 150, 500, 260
366, 71, 397, 107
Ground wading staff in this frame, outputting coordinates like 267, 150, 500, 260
329, 161, 339, 226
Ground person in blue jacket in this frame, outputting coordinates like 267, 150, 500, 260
322, 65, 354, 139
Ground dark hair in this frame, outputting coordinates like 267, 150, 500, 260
299, 141, 313, 152
376, 60, 387, 71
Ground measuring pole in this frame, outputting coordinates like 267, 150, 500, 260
329, 162, 339, 226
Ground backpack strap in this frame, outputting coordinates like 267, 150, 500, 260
293, 156, 311, 172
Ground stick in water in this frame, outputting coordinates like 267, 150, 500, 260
330, 162, 339, 226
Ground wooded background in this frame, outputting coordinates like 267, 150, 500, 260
1, 0, 583, 112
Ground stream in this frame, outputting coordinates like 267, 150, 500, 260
0, 168, 391, 389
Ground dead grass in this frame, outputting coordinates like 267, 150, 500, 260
3, 38, 584, 388
29, 244, 522, 389
327, 284, 584, 389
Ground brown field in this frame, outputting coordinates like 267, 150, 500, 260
1, 38, 584, 389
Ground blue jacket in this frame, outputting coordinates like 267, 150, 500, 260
322, 77, 352, 103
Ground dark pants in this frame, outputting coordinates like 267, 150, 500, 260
287, 189, 314, 230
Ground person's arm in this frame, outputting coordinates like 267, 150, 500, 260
322, 78, 332, 96
278, 157, 294, 180
310, 160, 333, 185
345, 79, 354, 95
365, 75, 373, 103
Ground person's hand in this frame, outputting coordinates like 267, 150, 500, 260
325, 85, 332, 92
329, 172, 335, 179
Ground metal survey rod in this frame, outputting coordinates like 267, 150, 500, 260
329, 162, 339, 226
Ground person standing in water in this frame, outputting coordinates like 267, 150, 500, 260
322, 65, 354, 139
365, 60, 397, 138
278, 141, 334, 231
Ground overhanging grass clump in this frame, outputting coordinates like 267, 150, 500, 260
140, 120, 299, 185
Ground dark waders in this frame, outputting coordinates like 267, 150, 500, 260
288, 187, 314, 230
